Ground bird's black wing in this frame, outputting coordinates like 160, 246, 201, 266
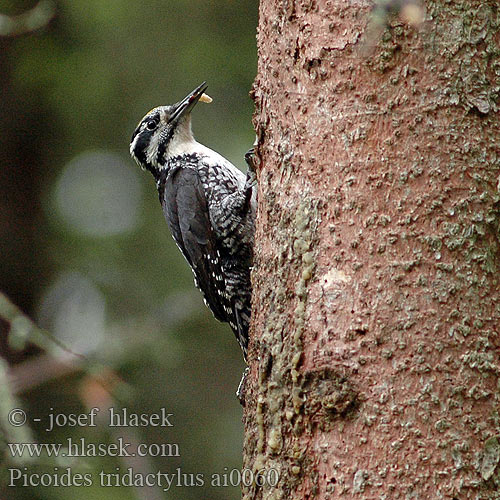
162, 166, 229, 323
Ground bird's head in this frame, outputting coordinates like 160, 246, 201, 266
129, 82, 211, 175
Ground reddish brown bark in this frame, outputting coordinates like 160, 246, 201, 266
243, 1, 500, 499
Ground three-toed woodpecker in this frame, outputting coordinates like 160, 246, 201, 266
129, 82, 256, 362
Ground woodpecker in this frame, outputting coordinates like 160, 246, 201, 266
129, 82, 256, 366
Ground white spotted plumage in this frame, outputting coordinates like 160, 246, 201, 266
130, 83, 256, 362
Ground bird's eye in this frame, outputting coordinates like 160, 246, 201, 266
146, 120, 158, 130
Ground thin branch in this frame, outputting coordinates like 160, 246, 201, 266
0, 1, 56, 37
0, 291, 86, 360
0, 291, 132, 403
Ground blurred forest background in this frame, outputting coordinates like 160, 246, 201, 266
0, 1, 258, 499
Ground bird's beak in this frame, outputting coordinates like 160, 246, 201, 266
169, 82, 208, 125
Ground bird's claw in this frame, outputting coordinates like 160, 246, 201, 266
236, 366, 250, 406
244, 147, 256, 169
244, 147, 257, 189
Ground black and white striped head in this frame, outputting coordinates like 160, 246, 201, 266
129, 82, 209, 175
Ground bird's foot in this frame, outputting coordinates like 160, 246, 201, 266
236, 366, 250, 406
244, 147, 257, 188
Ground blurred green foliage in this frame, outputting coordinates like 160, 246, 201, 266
0, 1, 258, 499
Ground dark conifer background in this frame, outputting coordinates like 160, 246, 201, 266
0, 2, 258, 499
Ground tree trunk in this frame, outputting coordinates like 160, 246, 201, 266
243, 1, 500, 499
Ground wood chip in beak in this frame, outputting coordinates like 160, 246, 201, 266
199, 93, 213, 103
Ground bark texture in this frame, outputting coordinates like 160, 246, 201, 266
243, 1, 500, 499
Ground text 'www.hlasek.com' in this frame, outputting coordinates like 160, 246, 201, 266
6, 407, 279, 491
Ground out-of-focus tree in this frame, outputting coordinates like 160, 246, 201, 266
1, 1, 258, 499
